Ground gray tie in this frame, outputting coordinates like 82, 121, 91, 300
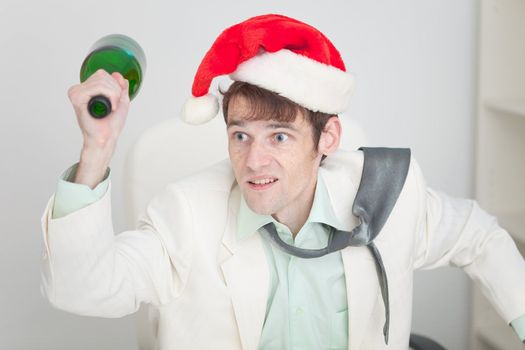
262, 147, 411, 345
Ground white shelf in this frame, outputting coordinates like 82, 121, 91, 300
485, 99, 525, 119
494, 211, 525, 245
472, 1, 525, 349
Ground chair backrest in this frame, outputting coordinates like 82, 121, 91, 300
123, 116, 229, 227
122, 113, 367, 349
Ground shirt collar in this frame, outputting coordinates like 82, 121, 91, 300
236, 171, 345, 240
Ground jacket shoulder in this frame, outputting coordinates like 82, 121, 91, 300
322, 148, 425, 188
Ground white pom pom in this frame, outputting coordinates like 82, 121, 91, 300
181, 94, 219, 125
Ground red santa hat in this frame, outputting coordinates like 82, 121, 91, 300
181, 14, 355, 125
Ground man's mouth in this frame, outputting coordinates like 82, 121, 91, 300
247, 177, 278, 190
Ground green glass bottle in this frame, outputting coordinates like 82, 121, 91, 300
80, 34, 146, 118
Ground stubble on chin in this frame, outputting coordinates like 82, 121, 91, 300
243, 190, 281, 216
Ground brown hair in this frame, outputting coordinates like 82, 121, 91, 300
220, 81, 336, 152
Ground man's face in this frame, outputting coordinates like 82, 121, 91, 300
227, 96, 322, 222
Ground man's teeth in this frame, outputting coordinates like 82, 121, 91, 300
251, 178, 276, 185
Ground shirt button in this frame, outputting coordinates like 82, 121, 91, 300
295, 307, 303, 315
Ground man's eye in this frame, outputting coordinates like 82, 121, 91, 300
234, 132, 248, 141
274, 133, 288, 142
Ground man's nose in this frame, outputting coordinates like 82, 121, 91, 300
245, 140, 271, 170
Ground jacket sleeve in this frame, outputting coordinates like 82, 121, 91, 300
40, 182, 193, 318
411, 158, 525, 326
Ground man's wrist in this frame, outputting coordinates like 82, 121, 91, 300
75, 144, 115, 188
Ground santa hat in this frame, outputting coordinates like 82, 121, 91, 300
181, 14, 355, 125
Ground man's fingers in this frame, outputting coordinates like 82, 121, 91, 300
119, 79, 130, 104
112, 73, 129, 110
74, 82, 121, 110
111, 71, 123, 83
68, 70, 129, 115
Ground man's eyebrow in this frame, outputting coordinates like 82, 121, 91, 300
226, 120, 298, 131
226, 119, 245, 128
267, 122, 298, 131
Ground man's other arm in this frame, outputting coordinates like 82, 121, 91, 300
409, 158, 525, 343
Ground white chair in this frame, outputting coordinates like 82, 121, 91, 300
123, 113, 367, 349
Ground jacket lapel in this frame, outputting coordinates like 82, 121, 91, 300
220, 185, 269, 350
342, 247, 381, 350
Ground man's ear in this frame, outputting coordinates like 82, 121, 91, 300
318, 116, 342, 156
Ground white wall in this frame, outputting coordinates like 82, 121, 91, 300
0, 0, 478, 349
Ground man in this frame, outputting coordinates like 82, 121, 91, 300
41, 14, 525, 349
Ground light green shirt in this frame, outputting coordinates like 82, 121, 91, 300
52, 163, 525, 345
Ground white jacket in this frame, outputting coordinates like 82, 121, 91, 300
41, 150, 525, 349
